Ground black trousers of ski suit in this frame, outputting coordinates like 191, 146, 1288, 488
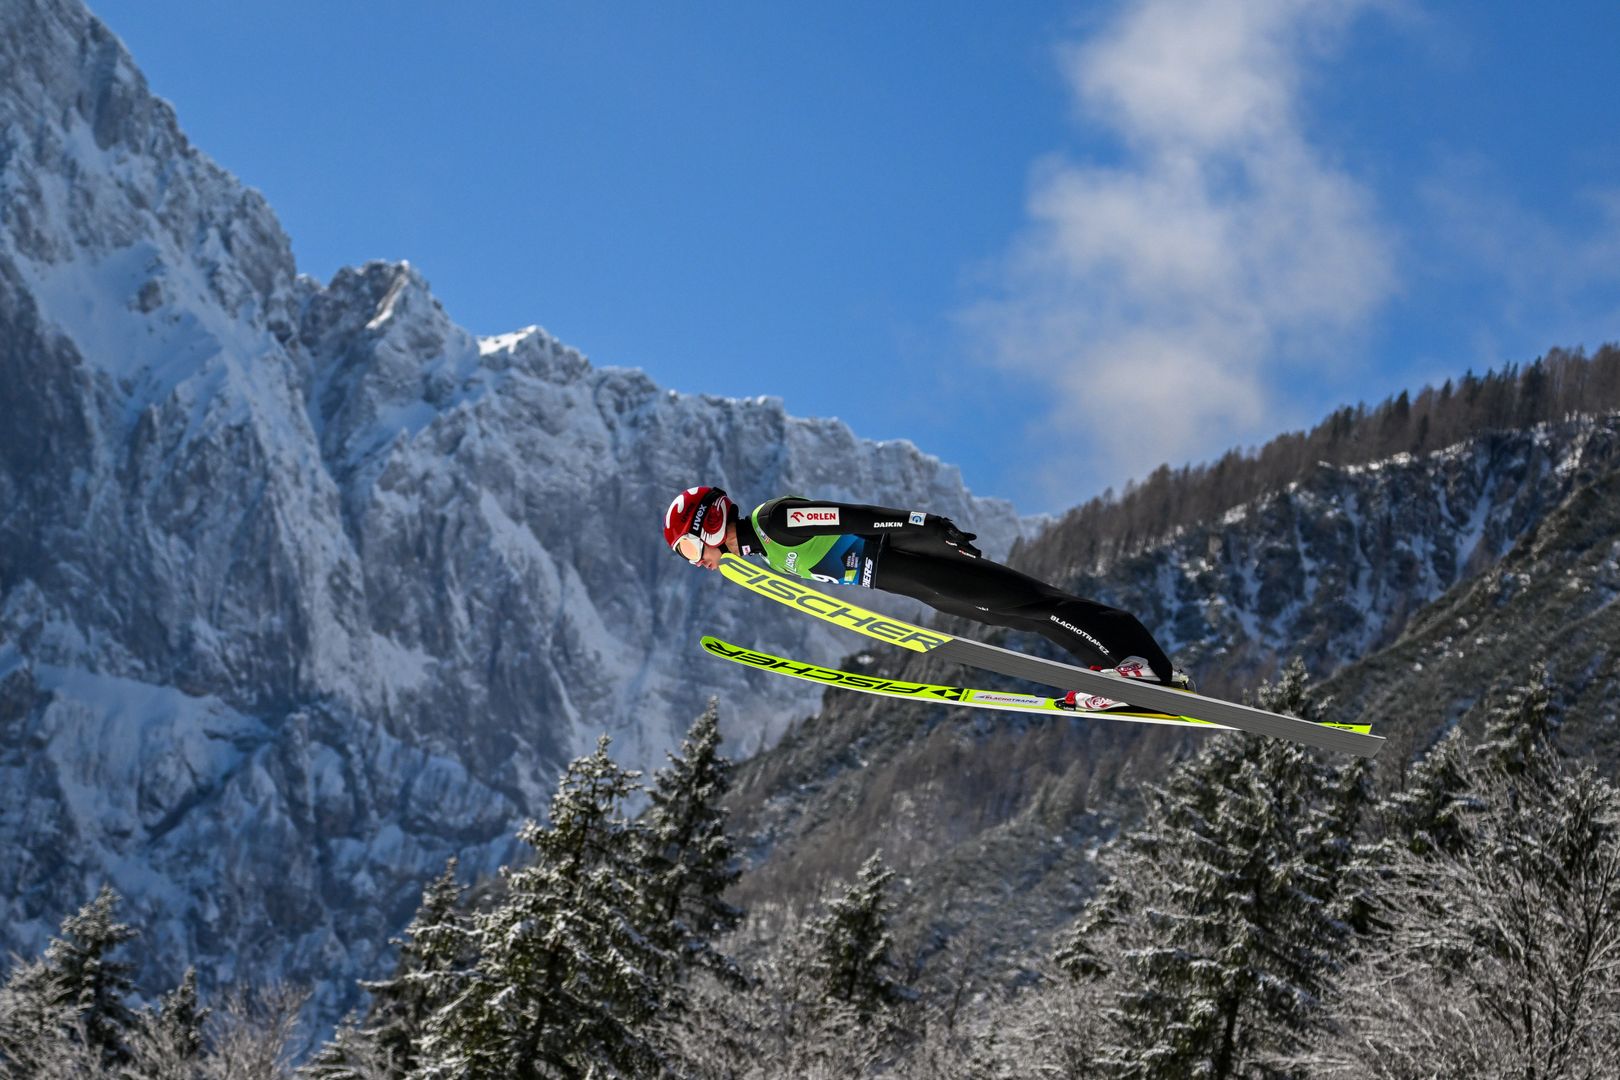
870, 530, 1174, 683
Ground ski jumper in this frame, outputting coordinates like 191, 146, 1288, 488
737, 496, 1175, 683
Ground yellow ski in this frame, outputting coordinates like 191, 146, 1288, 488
715, 554, 1383, 756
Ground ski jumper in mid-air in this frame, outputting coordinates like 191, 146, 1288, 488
662, 486, 1192, 702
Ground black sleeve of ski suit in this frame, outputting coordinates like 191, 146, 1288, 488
756, 497, 982, 557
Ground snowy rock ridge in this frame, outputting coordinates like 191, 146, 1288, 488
0, 0, 1023, 1017
1063, 420, 1620, 695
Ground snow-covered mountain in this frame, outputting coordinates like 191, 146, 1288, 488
0, 0, 1024, 1013
1045, 419, 1620, 696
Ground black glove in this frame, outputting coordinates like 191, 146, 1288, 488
939, 518, 982, 559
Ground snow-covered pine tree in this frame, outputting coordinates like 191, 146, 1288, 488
1427, 762, 1620, 1077
48, 886, 140, 1066
154, 968, 207, 1061
126, 968, 210, 1080
1056, 660, 1366, 1080
0, 886, 142, 1072
1381, 726, 1474, 857
1312, 752, 1379, 938
1371, 668, 1555, 872
807, 851, 911, 1022
422, 735, 673, 1078
1475, 662, 1558, 779
657, 896, 895, 1079
0, 955, 85, 1078
641, 699, 743, 986
339, 858, 473, 1078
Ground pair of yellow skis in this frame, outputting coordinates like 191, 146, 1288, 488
704, 554, 1381, 757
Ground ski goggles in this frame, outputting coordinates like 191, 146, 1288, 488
673, 534, 707, 564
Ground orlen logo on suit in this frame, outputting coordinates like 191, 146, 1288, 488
787, 507, 840, 527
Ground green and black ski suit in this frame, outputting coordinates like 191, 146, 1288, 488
735, 496, 1175, 683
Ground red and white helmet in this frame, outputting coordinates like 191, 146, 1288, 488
662, 486, 734, 560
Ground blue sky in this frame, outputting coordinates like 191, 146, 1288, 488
90, 0, 1620, 514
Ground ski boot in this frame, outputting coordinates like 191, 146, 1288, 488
1056, 657, 1195, 711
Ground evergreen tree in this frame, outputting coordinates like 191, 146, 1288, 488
641, 699, 744, 986
424, 736, 672, 1078
1057, 661, 1368, 1079
306, 860, 472, 1080
1382, 727, 1474, 856
155, 968, 207, 1062
1308, 751, 1380, 938
1475, 662, 1558, 779
128, 968, 210, 1080
0, 955, 83, 1078
0, 887, 142, 1073
807, 851, 910, 1021
47, 886, 140, 1066
354, 858, 472, 1077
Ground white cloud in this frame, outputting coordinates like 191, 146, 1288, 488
969, 0, 1395, 502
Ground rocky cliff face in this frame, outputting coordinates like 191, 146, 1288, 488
1321, 440, 1620, 762
1045, 420, 1620, 698
0, 0, 1023, 1016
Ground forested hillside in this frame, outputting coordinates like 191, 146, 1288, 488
1017, 346, 1620, 581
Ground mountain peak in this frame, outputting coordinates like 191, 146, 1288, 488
304, 261, 453, 350
2, 0, 297, 348
1, 0, 1032, 1026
